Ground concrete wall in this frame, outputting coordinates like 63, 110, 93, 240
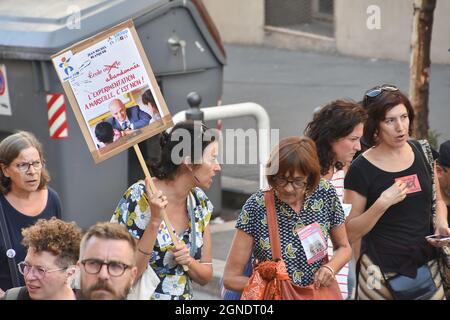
335, 0, 450, 64
202, 0, 264, 44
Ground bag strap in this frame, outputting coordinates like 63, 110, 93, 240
188, 190, 197, 257
0, 199, 21, 287
264, 190, 282, 260
409, 139, 436, 230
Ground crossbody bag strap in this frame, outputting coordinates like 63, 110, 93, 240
0, 200, 20, 287
410, 139, 433, 178
410, 139, 435, 230
264, 190, 282, 260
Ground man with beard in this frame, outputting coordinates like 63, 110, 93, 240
78, 222, 137, 300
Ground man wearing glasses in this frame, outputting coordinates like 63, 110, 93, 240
78, 222, 137, 300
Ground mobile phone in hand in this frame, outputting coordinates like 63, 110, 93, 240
426, 234, 450, 241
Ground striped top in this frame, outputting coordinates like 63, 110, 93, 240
327, 168, 349, 299
329, 168, 345, 202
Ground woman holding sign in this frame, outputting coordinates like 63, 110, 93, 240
111, 121, 220, 300
223, 136, 351, 299
0, 132, 62, 293
344, 84, 449, 300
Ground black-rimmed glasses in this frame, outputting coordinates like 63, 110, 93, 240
273, 176, 307, 189
81, 259, 131, 277
18, 261, 67, 279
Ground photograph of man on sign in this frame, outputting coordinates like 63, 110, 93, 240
88, 86, 161, 150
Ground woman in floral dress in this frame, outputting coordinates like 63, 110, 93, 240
111, 121, 220, 300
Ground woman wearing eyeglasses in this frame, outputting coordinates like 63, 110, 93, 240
223, 137, 351, 299
0, 131, 62, 294
344, 84, 450, 300
305, 99, 367, 299
0, 218, 81, 300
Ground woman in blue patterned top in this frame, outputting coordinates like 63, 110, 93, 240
111, 121, 221, 300
223, 137, 351, 295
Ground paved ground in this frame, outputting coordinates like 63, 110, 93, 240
220, 44, 450, 182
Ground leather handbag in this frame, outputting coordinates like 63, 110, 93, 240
386, 264, 437, 300
241, 190, 342, 300
369, 237, 438, 300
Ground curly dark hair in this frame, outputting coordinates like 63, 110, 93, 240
21, 217, 82, 268
304, 99, 367, 175
148, 120, 217, 180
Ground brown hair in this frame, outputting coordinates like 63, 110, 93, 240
80, 222, 137, 261
22, 217, 82, 268
266, 136, 321, 194
362, 86, 415, 147
0, 131, 50, 194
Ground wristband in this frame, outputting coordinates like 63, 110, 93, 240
321, 265, 335, 278
138, 247, 152, 256
187, 258, 196, 268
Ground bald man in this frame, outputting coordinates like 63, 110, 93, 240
106, 99, 151, 133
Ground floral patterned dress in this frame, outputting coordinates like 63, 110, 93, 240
236, 178, 345, 286
111, 181, 213, 300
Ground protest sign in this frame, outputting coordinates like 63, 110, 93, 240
52, 19, 173, 163
51, 21, 187, 268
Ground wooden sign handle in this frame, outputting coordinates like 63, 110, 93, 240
133, 144, 189, 272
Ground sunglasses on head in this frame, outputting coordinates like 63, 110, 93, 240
364, 84, 399, 104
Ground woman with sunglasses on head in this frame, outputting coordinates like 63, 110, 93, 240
111, 120, 221, 300
0, 218, 81, 300
223, 137, 351, 299
305, 99, 367, 299
344, 84, 450, 300
0, 131, 62, 295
